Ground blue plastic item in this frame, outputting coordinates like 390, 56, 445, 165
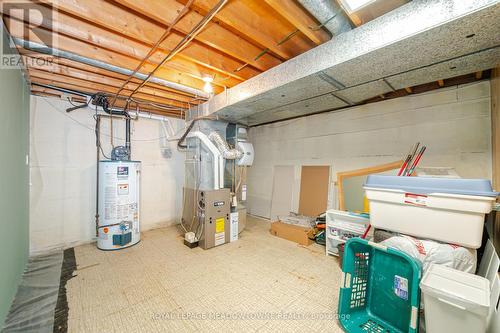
338, 238, 421, 333
364, 175, 498, 197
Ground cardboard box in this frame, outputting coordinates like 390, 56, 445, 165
270, 221, 314, 246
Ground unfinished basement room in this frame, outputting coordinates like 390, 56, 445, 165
1, 0, 500, 332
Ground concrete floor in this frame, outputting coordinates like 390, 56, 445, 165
67, 216, 343, 332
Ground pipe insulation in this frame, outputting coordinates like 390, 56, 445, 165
208, 131, 243, 160
14, 38, 209, 98
297, 0, 352, 36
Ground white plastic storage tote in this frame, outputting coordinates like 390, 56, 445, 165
364, 175, 498, 248
420, 264, 490, 333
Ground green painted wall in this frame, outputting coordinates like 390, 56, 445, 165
0, 29, 30, 325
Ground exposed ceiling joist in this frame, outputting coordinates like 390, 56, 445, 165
191, 0, 500, 126
25, 58, 194, 105
28, 69, 189, 109
262, 0, 330, 45
6, 17, 234, 93
0, 0, 411, 117
178, 0, 316, 60
112, 0, 282, 72
25, 55, 200, 100
37, 0, 276, 74
30, 89, 184, 118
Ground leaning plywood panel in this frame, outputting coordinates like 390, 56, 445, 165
298, 166, 330, 217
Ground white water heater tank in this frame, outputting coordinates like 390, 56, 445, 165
97, 160, 141, 250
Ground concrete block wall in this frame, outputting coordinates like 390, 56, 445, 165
29, 96, 185, 253
247, 81, 492, 219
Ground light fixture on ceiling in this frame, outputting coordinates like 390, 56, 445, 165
202, 74, 214, 94
339, 0, 377, 13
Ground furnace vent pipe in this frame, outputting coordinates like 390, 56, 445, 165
208, 131, 243, 160
297, 0, 352, 36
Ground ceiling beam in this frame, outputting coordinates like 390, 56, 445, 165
112, 0, 281, 72
5, 16, 237, 91
30, 84, 183, 118
20, 51, 199, 100
262, 0, 330, 45
25, 57, 193, 106
6, 18, 223, 94
3, 4, 248, 83
178, 0, 315, 60
36, 0, 274, 74
28, 69, 189, 109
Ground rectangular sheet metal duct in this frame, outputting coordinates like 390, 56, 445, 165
190, 0, 500, 126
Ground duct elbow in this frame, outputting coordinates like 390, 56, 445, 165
208, 131, 243, 160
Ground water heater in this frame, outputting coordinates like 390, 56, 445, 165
97, 160, 141, 250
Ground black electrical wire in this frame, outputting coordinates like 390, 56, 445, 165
177, 119, 197, 149
93, 106, 111, 160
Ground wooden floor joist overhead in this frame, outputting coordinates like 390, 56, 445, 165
180, 0, 316, 60
262, 0, 330, 45
1, 0, 343, 116
24, 56, 200, 104
28, 71, 189, 109
2, 0, 336, 116
37, 0, 277, 73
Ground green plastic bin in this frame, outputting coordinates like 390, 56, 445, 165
338, 238, 421, 333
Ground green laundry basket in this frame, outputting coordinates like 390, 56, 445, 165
338, 238, 421, 333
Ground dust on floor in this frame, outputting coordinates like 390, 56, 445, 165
67, 216, 343, 332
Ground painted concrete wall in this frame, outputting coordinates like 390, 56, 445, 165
247, 81, 492, 219
29, 96, 185, 254
0, 48, 30, 325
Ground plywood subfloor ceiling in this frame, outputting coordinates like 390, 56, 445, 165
1, 0, 409, 118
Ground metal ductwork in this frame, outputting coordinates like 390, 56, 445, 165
14, 38, 209, 98
297, 0, 352, 36
189, 0, 500, 126
208, 131, 243, 160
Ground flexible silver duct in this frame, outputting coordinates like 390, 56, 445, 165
208, 131, 243, 160
297, 0, 352, 36
13, 38, 209, 98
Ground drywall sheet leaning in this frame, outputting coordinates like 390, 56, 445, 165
270, 166, 295, 221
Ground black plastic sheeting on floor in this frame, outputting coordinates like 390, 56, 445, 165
1, 248, 76, 333
53, 248, 76, 333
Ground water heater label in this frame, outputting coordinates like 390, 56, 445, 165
118, 183, 129, 195
117, 166, 129, 177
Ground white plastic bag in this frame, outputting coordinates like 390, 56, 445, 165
381, 235, 477, 273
